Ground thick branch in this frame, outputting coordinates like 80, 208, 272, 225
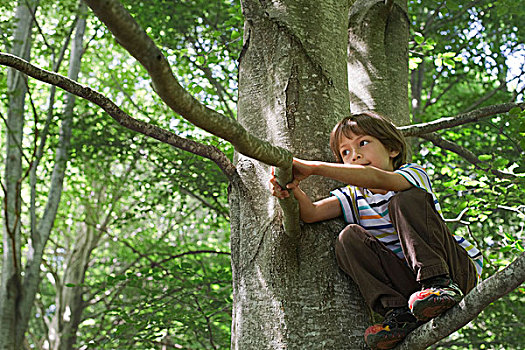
82, 0, 292, 168
397, 252, 525, 349
0, 52, 237, 180
400, 102, 524, 136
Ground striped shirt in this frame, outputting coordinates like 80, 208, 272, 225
331, 163, 483, 278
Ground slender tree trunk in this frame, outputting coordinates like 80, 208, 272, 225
1, 2, 85, 348
230, 1, 373, 349
41, 7, 88, 349
49, 224, 99, 350
0, 1, 35, 349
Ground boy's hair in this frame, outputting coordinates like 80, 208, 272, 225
329, 111, 408, 170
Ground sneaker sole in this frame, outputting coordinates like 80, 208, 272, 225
410, 295, 458, 321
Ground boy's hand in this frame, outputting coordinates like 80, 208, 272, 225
270, 158, 316, 198
270, 168, 291, 199
290, 158, 316, 185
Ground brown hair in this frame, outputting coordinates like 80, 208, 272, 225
329, 111, 408, 170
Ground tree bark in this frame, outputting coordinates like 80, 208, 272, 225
0, 1, 36, 349
230, 0, 373, 348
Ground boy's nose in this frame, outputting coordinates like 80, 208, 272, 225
352, 152, 362, 162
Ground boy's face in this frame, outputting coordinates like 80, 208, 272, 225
338, 131, 399, 171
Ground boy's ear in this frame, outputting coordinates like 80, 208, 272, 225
389, 149, 400, 158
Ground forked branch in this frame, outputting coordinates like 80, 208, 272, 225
82, 0, 292, 168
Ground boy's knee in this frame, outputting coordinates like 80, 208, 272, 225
336, 224, 365, 252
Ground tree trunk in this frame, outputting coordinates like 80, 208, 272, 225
231, 0, 410, 348
0, 1, 35, 349
230, 1, 373, 349
1, 2, 85, 348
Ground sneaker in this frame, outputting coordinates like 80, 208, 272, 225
364, 307, 421, 350
408, 276, 463, 321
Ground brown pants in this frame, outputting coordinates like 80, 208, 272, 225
334, 187, 477, 316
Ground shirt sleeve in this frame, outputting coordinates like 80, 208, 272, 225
330, 186, 359, 224
394, 163, 434, 193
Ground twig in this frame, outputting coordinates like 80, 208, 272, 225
443, 207, 469, 223
418, 132, 516, 179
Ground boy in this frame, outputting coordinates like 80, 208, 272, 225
271, 111, 482, 349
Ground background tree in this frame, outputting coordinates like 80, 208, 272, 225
0, 0, 524, 349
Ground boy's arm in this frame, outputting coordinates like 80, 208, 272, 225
293, 158, 412, 192
287, 182, 342, 223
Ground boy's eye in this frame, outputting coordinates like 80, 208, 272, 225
359, 140, 370, 147
341, 150, 350, 156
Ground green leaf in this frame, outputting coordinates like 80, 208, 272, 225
478, 154, 492, 161
443, 58, 455, 68
414, 32, 424, 44
504, 231, 514, 241
409, 57, 423, 70
230, 30, 240, 40
500, 246, 513, 253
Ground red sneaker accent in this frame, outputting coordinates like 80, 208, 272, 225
364, 308, 420, 349
409, 281, 463, 321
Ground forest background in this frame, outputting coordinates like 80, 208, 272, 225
0, 0, 524, 349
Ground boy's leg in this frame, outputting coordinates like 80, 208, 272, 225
334, 224, 419, 316
389, 187, 477, 321
388, 187, 477, 295
335, 225, 422, 349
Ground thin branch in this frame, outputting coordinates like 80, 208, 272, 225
419, 2, 446, 35
0, 52, 238, 180
192, 295, 218, 350
424, 0, 485, 35
155, 250, 231, 267
0, 109, 32, 165
418, 132, 516, 179
423, 75, 462, 111
400, 102, 524, 136
179, 186, 229, 219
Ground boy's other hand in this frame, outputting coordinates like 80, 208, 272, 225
270, 168, 291, 199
